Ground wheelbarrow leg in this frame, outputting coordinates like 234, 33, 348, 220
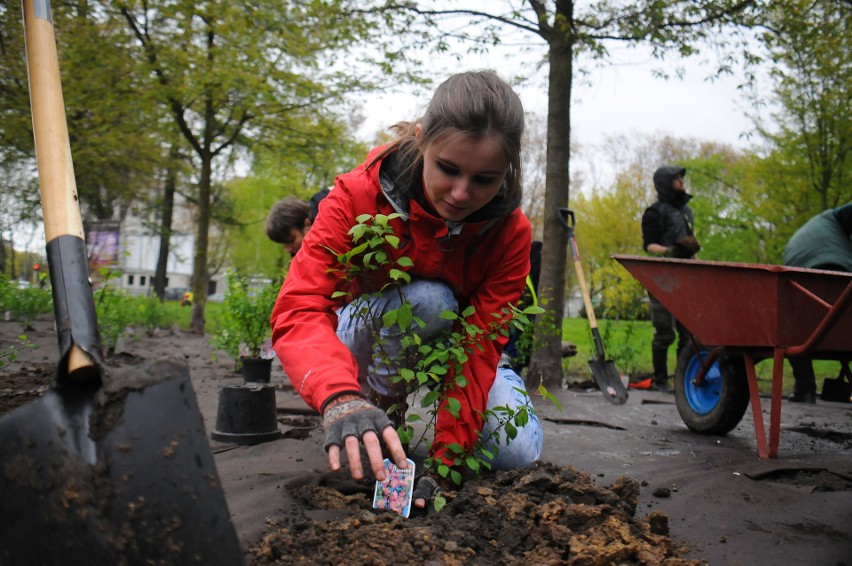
743, 350, 783, 458
743, 352, 770, 458
769, 348, 784, 457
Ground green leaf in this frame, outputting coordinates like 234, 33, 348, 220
465, 456, 480, 472
433, 493, 447, 512
446, 397, 461, 418
514, 407, 529, 427
397, 303, 413, 329
447, 443, 465, 455
450, 470, 463, 485
504, 422, 518, 441
538, 384, 563, 413
422, 389, 440, 406
382, 309, 398, 326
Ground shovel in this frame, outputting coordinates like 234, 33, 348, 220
558, 208, 628, 405
0, 3, 243, 563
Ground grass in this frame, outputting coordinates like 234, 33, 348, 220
561, 317, 840, 396
156, 300, 225, 334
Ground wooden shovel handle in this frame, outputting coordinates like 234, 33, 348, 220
23, 0, 93, 374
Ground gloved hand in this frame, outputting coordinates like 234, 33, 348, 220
322, 394, 407, 481
412, 474, 446, 511
669, 236, 701, 258
323, 394, 393, 450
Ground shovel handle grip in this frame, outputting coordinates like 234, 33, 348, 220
24, 1, 97, 378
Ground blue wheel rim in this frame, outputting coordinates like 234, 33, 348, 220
683, 352, 722, 415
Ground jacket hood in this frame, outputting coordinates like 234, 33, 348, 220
653, 165, 691, 207
376, 149, 520, 225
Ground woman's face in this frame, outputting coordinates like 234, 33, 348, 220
421, 131, 509, 222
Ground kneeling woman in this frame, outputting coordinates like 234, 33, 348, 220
270, 70, 542, 508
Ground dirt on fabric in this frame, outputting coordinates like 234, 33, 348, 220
3, 316, 851, 565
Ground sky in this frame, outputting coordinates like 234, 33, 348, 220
355, 42, 758, 160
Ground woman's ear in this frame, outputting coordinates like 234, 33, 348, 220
414, 123, 423, 138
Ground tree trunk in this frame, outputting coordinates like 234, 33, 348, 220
526, 31, 574, 389
152, 144, 179, 302
9, 246, 17, 281
189, 153, 212, 334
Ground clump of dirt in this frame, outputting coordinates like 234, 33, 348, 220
248, 462, 699, 565
0, 361, 52, 415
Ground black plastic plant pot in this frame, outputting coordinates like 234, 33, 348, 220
211, 384, 280, 444
240, 357, 273, 383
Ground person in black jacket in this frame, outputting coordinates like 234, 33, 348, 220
640, 165, 701, 392
265, 188, 330, 256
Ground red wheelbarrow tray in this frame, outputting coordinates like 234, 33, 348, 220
613, 254, 852, 459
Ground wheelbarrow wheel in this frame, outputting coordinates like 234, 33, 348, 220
674, 347, 749, 436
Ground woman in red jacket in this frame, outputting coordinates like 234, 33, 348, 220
270, 70, 541, 507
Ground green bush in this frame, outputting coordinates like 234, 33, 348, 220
93, 282, 137, 352
210, 271, 280, 359
0, 274, 53, 326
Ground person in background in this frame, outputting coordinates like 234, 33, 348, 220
783, 202, 852, 403
270, 70, 542, 510
265, 187, 331, 256
640, 165, 701, 392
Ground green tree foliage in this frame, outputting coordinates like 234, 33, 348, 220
114, 0, 424, 333
747, 0, 850, 247
681, 150, 771, 263
221, 139, 368, 278
572, 164, 648, 320
0, 1, 163, 222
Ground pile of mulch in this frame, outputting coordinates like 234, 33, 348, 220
248, 462, 699, 565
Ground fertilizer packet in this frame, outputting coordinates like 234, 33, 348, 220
373, 458, 415, 518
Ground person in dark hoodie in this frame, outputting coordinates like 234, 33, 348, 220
270, 71, 542, 509
640, 165, 701, 392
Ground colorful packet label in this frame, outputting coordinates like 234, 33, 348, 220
372, 458, 415, 518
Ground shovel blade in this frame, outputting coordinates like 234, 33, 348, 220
0, 359, 244, 565
588, 359, 629, 405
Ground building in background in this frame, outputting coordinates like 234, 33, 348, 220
86, 198, 223, 299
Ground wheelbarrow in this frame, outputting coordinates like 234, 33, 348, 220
613, 255, 852, 458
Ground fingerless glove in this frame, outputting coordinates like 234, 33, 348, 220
322, 395, 393, 452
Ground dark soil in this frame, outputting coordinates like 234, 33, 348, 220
247, 463, 696, 565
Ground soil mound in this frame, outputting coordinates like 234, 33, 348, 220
248, 462, 698, 565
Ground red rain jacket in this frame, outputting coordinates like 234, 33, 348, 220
270, 147, 531, 461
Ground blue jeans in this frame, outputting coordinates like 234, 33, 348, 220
336, 280, 542, 470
